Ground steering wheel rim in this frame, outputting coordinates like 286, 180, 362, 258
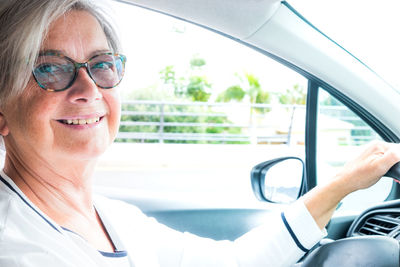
301, 236, 399, 267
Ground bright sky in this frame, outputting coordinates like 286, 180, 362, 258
292, 0, 400, 90
110, 1, 400, 97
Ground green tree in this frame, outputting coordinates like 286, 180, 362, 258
190, 57, 206, 67
217, 73, 270, 105
159, 55, 211, 102
159, 65, 186, 96
216, 85, 245, 102
216, 73, 271, 133
217, 72, 271, 117
117, 56, 243, 144
278, 84, 306, 105
186, 76, 211, 101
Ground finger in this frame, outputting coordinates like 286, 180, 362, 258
378, 143, 400, 170
357, 140, 387, 158
368, 140, 391, 154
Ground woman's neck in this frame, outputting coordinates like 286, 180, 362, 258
3, 153, 97, 225
3, 155, 117, 253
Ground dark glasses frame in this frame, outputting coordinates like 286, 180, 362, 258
32, 51, 127, 92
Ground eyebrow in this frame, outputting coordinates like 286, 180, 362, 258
38, 49, 112, 60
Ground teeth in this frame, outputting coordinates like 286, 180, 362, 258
62, 117, 100, 125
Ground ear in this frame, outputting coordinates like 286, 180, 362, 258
0, 112, 9, 136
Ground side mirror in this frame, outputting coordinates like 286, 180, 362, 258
251, 157, 304, 204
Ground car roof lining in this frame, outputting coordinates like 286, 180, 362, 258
114, 0, 282, 40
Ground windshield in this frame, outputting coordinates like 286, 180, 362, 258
290, 0, 400, 91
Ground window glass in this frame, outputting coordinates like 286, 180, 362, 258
317, 89, 391, 213
94, 2, 308, 203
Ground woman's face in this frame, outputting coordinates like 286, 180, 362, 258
0, 10, 121, 164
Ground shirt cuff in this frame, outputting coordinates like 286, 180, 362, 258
282, 199, 327, 251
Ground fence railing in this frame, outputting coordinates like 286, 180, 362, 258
116, 100, 379, 145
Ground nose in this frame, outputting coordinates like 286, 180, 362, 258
67, 67, 102, 104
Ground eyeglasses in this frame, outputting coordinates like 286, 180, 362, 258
32, 51, 127, 92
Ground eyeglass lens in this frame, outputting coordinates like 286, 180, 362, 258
33, 54, 125, 91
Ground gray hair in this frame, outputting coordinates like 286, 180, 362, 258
0, 0, 121, 107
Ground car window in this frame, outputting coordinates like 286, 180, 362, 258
94, 2, 308, 204
95, 2, 395, 213
316, 88, 392, 213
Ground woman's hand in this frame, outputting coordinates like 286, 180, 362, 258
304, 141, 400, 230
334, 141, 400, 193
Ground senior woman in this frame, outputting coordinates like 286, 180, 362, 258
0, 0, 399, 266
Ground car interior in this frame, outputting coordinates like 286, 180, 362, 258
89, 0, 400, 265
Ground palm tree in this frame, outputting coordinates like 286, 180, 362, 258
217, 72, 270, 123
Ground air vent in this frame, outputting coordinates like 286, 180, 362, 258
385, 213, 400, 220
358, 215, 399, 236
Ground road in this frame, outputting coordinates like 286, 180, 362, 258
93, 143, 392, 214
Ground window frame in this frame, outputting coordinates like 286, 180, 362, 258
304, 78, 400, 201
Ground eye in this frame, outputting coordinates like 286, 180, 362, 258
33, 62, 75, 87
91, 61, 114, 71
34, 63, 73, 76
35, 64, 60, 75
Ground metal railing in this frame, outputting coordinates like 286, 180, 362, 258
116, 100, 379, 145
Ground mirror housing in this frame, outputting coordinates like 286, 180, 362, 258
251, 157, 305, 203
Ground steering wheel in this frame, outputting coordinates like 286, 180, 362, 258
300, 235, 399, 266
300, 163, 400, 266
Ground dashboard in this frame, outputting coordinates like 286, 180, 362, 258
300, 199, 400, 267
347, 199, 400, 239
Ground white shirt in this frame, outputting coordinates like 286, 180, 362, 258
0, 171, 326, 266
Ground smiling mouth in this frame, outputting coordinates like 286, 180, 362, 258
58, 116, 102, 125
